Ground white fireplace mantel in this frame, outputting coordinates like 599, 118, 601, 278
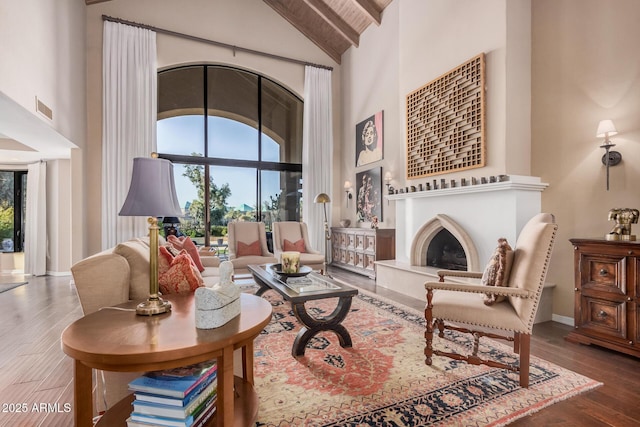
386, 175, 548, 202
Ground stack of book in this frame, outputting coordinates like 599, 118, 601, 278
126, 359, 218, 427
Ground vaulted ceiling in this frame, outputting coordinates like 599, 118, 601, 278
262, 0, 393, 63
86, 0, 393, 64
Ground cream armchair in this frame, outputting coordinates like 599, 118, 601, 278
272, 221, 325, 271
424, 213, 557, 388
227, 221, 277, 274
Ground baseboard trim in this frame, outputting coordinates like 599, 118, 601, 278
552, 313, 574, 326
46, 271, 72, 277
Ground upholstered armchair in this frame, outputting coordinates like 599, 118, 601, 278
424, 213, 557, 387
227, 221, 277, 274
272, 221, 325, 271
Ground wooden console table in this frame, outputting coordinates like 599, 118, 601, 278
330, 227, 395, 278
61, 293, 272, 427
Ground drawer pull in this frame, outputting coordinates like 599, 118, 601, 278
599, 269, 608, 276
597, 310, 608, 318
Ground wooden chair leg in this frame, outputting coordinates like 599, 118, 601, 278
514, 331, 520, 353
424, 288, 434, 365
519, 333, 531, 388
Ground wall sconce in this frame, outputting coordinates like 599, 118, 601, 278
384, 171, 394, 193
344, 180, 353, 207
597, 119, 621, 191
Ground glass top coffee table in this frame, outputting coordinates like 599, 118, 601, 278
248, 264, 359, 357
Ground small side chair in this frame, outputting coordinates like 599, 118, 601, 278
424, 213, 557, 387
272, 221, 325, 271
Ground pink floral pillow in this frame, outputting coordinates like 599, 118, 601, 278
283, 238, 306, 253
158, 245, 174, 275
167, 235, 205, 272
159, 252, 204, 294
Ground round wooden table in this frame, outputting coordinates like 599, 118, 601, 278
61, 293, 272, 427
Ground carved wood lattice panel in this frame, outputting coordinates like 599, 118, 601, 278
406, 53, 486, 178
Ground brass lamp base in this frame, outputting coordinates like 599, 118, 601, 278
136, 297, 172, 316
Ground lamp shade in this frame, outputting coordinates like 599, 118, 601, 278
119, 157, 183, 217
596, 119, 618, 138
314, 193, 331, 204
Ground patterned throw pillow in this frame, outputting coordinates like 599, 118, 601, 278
236, 240, 262, 257
481, 238, 514, 306
158, 245, 175, 275
159, 252, 204, 294
283, 238, 306, 253
167, 235, 205, 272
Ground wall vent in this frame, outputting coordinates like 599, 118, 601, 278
35, 96, 53, 120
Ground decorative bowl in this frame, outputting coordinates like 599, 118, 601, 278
270, 264, 312, 278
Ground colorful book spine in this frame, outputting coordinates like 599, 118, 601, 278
129, 392, 216, 427
132, 380, 217, 419
128, 360, 217, 399
134, 373, 217, 408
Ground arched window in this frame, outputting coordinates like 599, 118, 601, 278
157, 65, 303, 247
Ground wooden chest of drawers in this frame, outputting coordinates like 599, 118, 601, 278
330, 228, 395, 279
566, 238, 640, 357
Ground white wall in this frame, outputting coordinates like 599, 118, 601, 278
0, 0, 86, 145
341, 0, 532, 232
0, 0, 85, 275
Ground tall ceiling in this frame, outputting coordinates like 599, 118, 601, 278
86, 0, 393, 64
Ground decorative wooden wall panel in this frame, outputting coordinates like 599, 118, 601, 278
406, 53, 485, 178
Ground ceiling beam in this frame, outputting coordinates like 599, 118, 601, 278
85, 0, 113, 4
303, 0, 359, 47
263, 0, 343, 64
351, 0, 381, 25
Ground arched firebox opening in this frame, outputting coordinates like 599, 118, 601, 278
410, 214, 480, 271
426, 229, 467, 271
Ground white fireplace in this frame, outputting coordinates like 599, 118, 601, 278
376, 175, 551, 320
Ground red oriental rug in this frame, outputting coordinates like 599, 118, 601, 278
251, 289, 601, 426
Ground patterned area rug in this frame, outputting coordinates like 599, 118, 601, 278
252, 289, 601, 426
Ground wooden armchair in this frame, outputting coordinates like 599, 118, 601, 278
424, 213, 557, 387
272, 221, 325, 271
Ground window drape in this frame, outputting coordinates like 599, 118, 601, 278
302, 66, 333, 259
25, 161, 46, 276
102, 21, 158, 249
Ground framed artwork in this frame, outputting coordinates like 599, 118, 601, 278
406, 53, 485, 178
355, 110, 384, 167
356, 167, 382, 223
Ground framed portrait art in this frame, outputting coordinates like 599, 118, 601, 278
355, 110, 383, 167
356, 167, 382, 223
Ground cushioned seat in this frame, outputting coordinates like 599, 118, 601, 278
424, 213, 557, 388
227, 222, 277, 274
272, 221, 325, 271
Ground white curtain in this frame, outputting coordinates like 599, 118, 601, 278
25, 161, 47, 276
302, 66, 333, 258
102, 21, 158, 249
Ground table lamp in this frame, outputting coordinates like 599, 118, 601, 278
119, 156, 182, 315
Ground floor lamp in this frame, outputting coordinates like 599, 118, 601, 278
119, 156, 183, 315
314, 193, 331, 274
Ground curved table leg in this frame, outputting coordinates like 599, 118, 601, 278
291, 296, 354, 357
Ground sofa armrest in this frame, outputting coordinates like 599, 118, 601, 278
201, 256, 221, 268
71, 253, 131, 315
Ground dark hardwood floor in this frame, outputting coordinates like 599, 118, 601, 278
0, 268, 638, 426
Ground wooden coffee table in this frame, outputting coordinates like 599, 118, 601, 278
248, 264, 358, 357
61, 293, 272, 427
